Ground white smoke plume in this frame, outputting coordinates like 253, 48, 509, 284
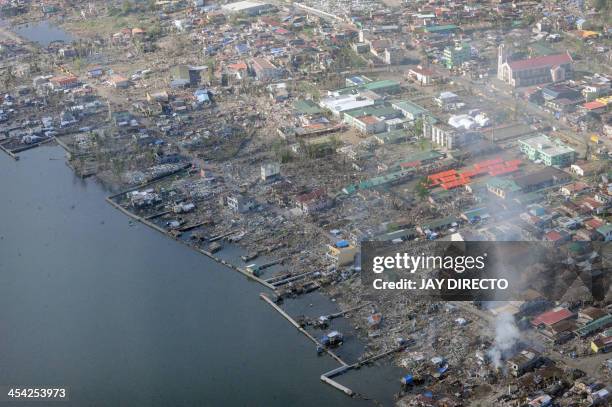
488, 312, 520, 369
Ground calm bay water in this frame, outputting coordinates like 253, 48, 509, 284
0, 146, 368, 406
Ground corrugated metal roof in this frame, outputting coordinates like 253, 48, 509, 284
532, 308, 574, 327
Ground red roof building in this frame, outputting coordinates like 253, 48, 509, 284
585, 218, 605, 230
532, 308, 575, 327
507, 52, 573, 71
49, 75, 79, 89
498, 44, 573, 88
227, 61, 248, 72
583, 101, 606, 111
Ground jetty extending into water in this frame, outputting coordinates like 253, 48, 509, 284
259, 291, 412, 396
0, 142, 19, 160
319, 341, 414, 397
259, 293, 348, 367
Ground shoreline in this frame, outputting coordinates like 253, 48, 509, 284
104, 194, 276, 291
1, 20, 404, 402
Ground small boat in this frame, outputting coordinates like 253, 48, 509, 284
321, 331, 343, 347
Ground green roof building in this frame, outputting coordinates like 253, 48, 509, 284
486, 177, 521, 199
391, 100, 428, 121
519, 134, 575, 167
343, 104, 399, 120
342, 103, 402, 134
374, 228, 417, 242
576, 315, 612, 337
399, 150, 443, 166
442, 42, 471, 69
294, 99, 323, 115
362, 79, 400, 93
342, 169, 415, 194
334, 79, 401, 96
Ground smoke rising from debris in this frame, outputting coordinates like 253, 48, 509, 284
488, 312, 520, 369
486, 241, 524, 369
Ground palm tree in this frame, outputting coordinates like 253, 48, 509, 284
415, 177, 431, 201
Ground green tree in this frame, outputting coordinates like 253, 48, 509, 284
415, 177, 432, 201
413, 117, 423, 138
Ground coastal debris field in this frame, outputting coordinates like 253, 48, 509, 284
1, 0, 611, 405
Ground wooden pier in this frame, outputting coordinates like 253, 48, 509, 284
208, 230, 238, 242
178, 221, 207, 232
0, 142, 19, 160
268, 270, 317, 287
350, 342, 413, 369
318, 342, 412, 397
105, 197, 168, 234
264, 272, 292, 284
11, 137, 55, 154
320, 374, 354, 396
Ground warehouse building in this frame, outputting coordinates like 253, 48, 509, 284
391, 100, 428, 121
343, 104, 401, 134
319, 94, 376, 117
